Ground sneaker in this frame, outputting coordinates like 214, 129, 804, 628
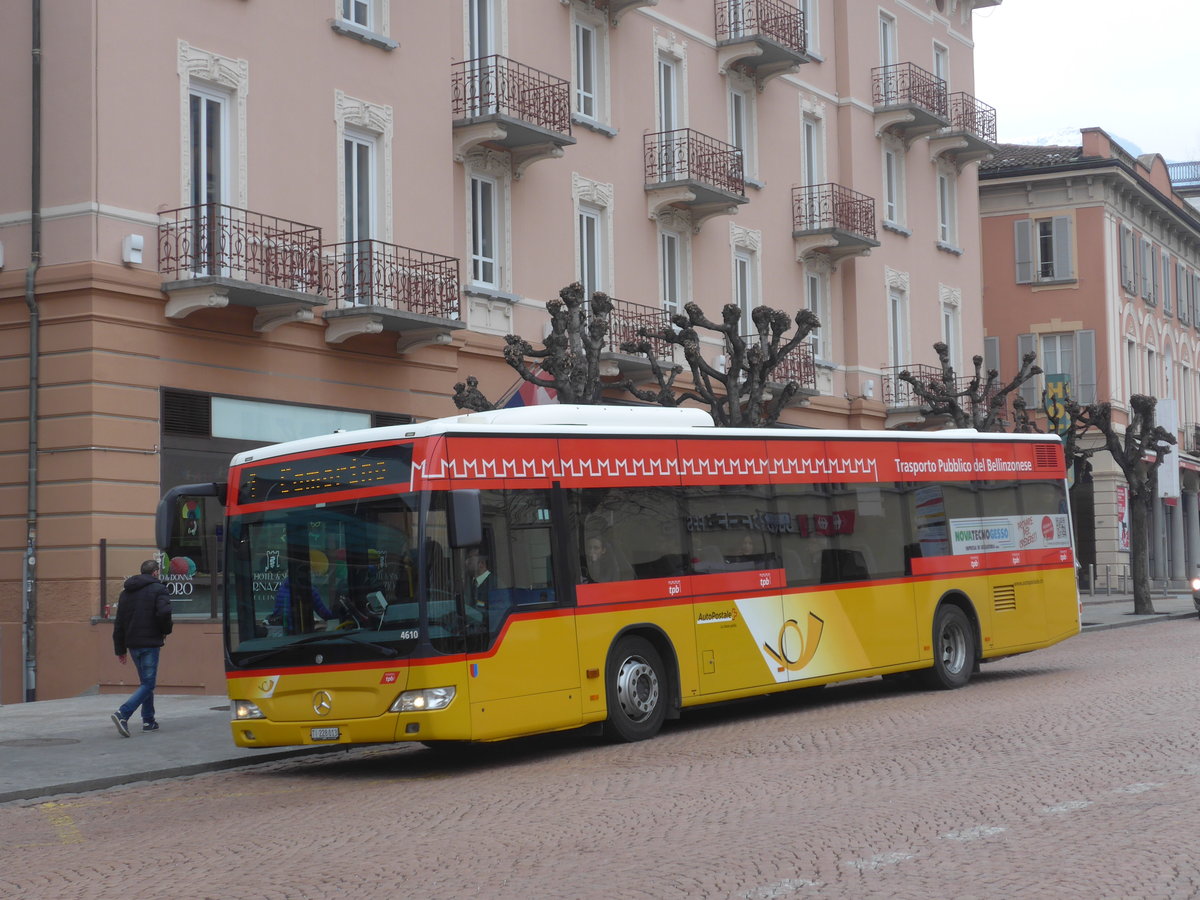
142, 721, 159, 732
111, 713, 130, 738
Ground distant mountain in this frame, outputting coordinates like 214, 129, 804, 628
997, 126, 1164, 162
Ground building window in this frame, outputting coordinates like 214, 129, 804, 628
879, 13, 897, 68
1119, 225, 1137, 294
1163, 252, 1174, 316
936, 169, 956, 247
1021, 331, 1096, 407
1015, 216, 1073, 283
942, 300, 959, 368
577, 203, 604, 300
1141, 240, 1156, 303
572, 9, 609, 127
728, 74, 757, 180
342, 0, 369, 28
189, 86, 227, 210
882, 142, 905, 227
1179, 264, 1191, 324
802, 115, 823, 186
660, 229, 683, 313
343, 132, 374, 247
734, 248, 756, 323
799, 0, 817, 55
1127, 339, 1138, 396
932, 42, 949, 87
471, 174, 500, 288
888, 286, 908, 368
178, 42, 248, 210
1146, 348, 1157, 396
805, 269, 829, 360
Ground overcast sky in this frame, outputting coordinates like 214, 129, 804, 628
972, 0, 1200, 162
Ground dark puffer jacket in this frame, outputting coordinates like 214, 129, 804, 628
113, 573, 173, 655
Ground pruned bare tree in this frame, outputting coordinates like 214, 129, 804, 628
625, 303, 820, 427
898, 343, 1042, 431
1067, 395, 1175, 614
451, 375, 495, 412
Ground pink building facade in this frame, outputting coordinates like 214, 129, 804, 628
980, 128, 1200, 589
0, 0, 999, 702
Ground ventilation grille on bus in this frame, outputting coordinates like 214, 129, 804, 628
993, 585, 1017, 613
1034, 444, 1061, 470
162, 390, 211, 437
374, 412, 415, 428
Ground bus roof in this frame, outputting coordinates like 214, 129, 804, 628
229, 405, 1061, 466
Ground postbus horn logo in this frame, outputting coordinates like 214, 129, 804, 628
763, 612, 825, 673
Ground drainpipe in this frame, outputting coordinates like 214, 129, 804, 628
22, 0, 42, 703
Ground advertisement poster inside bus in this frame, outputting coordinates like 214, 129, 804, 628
949, 514, 1071, 555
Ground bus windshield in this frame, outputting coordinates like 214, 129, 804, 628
225, 490, 475, 667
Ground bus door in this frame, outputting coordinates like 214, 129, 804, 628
689, 486, 786, 696
459, 486, 580, 740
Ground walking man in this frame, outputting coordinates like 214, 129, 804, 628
111, 559, 173, 737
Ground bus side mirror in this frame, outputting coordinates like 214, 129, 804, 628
156, 482, 225, 552
447, 489, 482, 549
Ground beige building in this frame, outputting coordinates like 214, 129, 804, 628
1, 0, 999, 702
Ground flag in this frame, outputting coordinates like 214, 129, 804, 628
500, 367, 558, 407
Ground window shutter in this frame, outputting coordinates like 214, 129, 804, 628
1163, 253, 1173, 315
1014, 219, 1033, 283
1150, 246, 1159, 304
1178, 264, 1189, 323
983, 336, 1000, 381
1076, 330, 1096, 404
1052, 215, 1072, 280
1119, 226, 1131, 291
1018, 333, 1038, 407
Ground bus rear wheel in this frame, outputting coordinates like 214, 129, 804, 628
605, 635, 667, 742
922, 604, 974, 690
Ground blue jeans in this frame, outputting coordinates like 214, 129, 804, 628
118, 646, 160, 724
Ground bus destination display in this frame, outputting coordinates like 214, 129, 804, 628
236, 444, 412, 506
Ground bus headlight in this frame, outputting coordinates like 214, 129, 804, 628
232, 700, 266, 721
390, 686, 456, 712
1191, 577, 1200, 592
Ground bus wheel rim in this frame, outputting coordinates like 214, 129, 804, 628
940, 621, 966, 673
616, 656, 659, 720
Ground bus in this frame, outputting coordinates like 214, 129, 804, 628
156, 405, 1079, 748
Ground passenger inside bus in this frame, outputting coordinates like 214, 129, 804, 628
584, 535, 629, 583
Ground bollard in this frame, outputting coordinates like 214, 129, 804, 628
1105, 564, 1110, 596
1089, 563, 1095, 596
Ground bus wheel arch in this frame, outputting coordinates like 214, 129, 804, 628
603, 627, 678, 742
922, 594, 979, 690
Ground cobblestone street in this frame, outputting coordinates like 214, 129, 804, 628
5, 621, 1200, 899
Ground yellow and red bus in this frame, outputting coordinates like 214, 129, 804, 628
157, 405, 1079, 747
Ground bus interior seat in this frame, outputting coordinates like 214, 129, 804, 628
820, 548, 869, 584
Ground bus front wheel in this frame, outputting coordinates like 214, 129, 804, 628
605, 635, 667, 742
922, 604, 974, 690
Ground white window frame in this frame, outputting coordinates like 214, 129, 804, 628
888, 286, 908, 369
734, 248, 756, 323
660, 228, 685, 314
936, 168, 956, 247
577, 202, 604, 300
941, 300, 959, 370
178, 42, 247, 210
798, 0, 817, 56
802, 115, 823, 186
575, 20, 597, 120
342, 0, 370, 28
343, 130, 376, 247
879, 13, 897, 68
571, 7, 610, 128
882, 141, 905, 227
727, 72, 757, 181
932, 42, 949, 89
470, 173, 500, 289
805, 269, 829, 360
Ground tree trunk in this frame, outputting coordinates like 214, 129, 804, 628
1128, 486, 1157, 615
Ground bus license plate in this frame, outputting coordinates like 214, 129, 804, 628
310, 727, 340, 741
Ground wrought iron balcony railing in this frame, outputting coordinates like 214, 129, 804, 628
1185, 423, 1200, 455
606, 296, 673, 359
158, 204, 323, 293
791, 183, 877, 242
715, 0, 806, 56
644, 128, 745, 197
450, 55, 571, 137
948, 91, 997, 143
882, 364, 1019, 419
872, 62, 948, 118
769, 338, 816, 391
322, 240, 461, 320
1169, 162, 1200, 191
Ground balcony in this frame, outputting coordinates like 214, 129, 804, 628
714, 0, 811, 85
881, 363, 1014, 427
929, 92, 998, 166
791, 183, 879, 266
451, 56, 575, 177
1169, 162, 1200, 198
601, 296, 674, 378
644, 128, 748, 228
158, 204, 325, 330
567, 0, 658, 26
765, 338, 818, 400
321, 241, 465, 353
872, 62, 949, 143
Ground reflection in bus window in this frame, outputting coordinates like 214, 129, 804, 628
686, 484, 780, 575
574, 487, 686, 582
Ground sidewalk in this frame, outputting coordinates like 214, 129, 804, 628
1, 592, 1195, 805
